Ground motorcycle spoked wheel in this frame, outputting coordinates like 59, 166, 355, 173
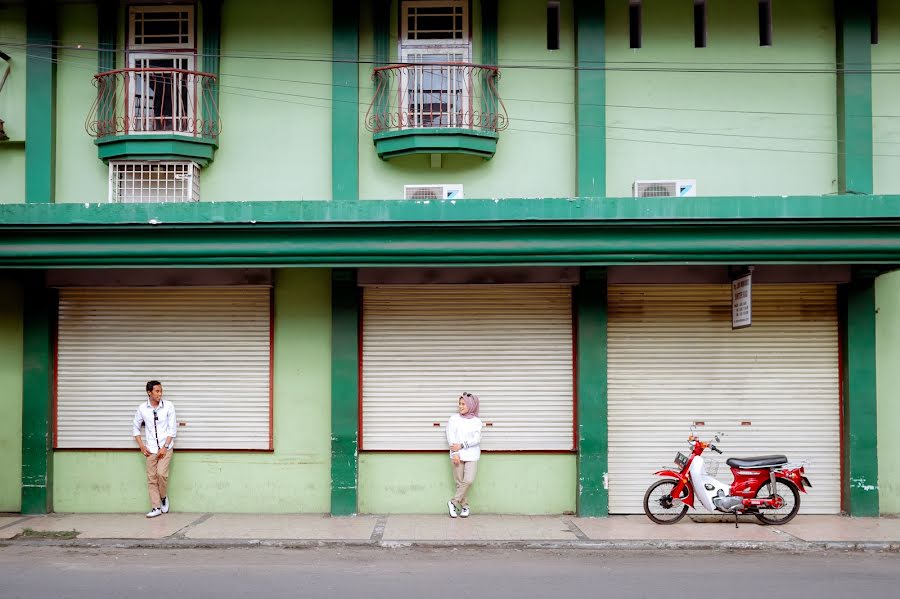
752, 477, 801, 525
643, 479, 690, 524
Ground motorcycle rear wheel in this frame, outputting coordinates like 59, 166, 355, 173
643, 479, 689, 524
753, 477, 801, 525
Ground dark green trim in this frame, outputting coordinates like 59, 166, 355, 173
95, 135, 218, 166
373, 128, 499, 159
373, 0, 390, 66
841, 273, 880, 516
21, 279, 55, 514
97, 0, 116, 73
202, 0, 222, 108
835, 0, 874, 195
576, 267, 608, 517
331, 269, 359, 515
332, 0, 359, 201
481, 0, 498, 65
25, 1, 56, 204
575, 0, 605, 197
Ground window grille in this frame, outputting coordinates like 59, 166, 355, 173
129, 5, 195, 50
402, 0, 467, 42
109, 161, 200, 203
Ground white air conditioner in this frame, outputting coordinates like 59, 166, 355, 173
633, 179, 697, 198
404, 184, 464, 200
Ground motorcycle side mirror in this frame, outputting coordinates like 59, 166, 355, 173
714, 434, 721, 443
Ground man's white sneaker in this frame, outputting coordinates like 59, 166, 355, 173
460, 506, 470, 518
447, 500, 458, 518
146, 507, 162, 518
161, 497, 169, 514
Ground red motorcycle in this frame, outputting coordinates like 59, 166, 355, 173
643, 432, 811, 526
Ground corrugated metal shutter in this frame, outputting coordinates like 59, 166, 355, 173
362, 285, 574, 451
57, 287, 271, 450
608, 284, 840, 514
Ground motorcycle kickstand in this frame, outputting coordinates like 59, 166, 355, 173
734, 511, 739, 529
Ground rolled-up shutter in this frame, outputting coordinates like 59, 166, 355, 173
362, 284, 574, 451
56, 287, 271, 450
607, 284, 840, 514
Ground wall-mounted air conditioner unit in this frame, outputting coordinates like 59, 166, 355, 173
633, 179, 696, 198
404, 184, 464, 200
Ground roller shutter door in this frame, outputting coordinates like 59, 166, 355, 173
362, 285, 574, 451
608, 284, 840, 514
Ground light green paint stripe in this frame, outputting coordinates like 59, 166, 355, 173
0, 279, 24, 512
359, 453, 576, 514
331, 269, 358, 515
21, 280, 54, 514
333, 0, 359, 201
836, 0, 874, 194
575, 0, 605, 197
576, 268, 608, 516
25, 1, 56, 204
7, 196, 900, 225
842, 272, 879, 516
876, 269, 900, 514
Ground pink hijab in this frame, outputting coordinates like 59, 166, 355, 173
460, 392, 480, 419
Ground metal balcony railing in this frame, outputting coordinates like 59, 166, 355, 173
366, 63, 508, 134
86, 68, 220, 140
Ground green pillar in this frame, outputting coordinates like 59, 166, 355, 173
97, 0, 116, 73
202, 0, 223, 107
575, 0, 605, 198
331, 269, 359, 515
835, 0, 873, 195
332, 0, 359, 201
21, 279, 55, 514
841, 272, 879, 516
25, 0, 56, 204
576, 268, 608, 516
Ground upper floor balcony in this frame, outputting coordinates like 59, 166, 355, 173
86, 68, 221, 166
366, 62, 508, 161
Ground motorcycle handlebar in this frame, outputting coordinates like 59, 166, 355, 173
710, 445, 723, 454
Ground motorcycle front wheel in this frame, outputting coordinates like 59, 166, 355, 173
643, 479, 690, 524
753, 477, 801, 525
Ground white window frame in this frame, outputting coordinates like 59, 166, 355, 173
400, 0, 469, 48
108, 160, 201, 203
126, 53, 197, 135
128, 5, 195, 51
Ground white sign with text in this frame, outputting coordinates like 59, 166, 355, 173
732, 272, 752, 329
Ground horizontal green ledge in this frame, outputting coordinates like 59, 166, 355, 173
4, 224, 900, 267
373, 128, 499, 160
95, 134, 218, 166
3, 196, 900, 226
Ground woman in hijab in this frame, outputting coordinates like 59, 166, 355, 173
446, 392, 483, 518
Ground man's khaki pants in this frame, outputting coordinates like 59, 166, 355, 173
451, 460, 478, 507
146, 450, 173, 508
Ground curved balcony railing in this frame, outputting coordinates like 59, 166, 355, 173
86, 68, 220, 140
366, 63, 508, 134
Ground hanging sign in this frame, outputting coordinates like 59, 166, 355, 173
732, 272, 752, 329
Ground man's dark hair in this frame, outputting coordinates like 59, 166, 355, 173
146, 380, 162, 393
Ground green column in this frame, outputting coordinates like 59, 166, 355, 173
841, 272, 879, 516
835, 0, 873, 195
575, 0, 605, 198
331, 269, 359, 515
97, 0, 116, 73
482, 0, 498, 65
25, 0, 56, 204
332, 0, 359, 201
202, 0, 223, 100
21, 279, 55, 514
576, 268, 608, 516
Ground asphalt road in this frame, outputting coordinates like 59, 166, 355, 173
1, 546, 898, 599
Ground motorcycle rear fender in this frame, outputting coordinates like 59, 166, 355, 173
653, 469, 695, 507
774, 467, 809, 494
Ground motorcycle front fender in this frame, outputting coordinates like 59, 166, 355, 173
653, 469, 695, 508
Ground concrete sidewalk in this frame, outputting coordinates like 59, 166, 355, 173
1, 513, 899, 552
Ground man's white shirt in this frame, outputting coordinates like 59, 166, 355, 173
132, 399, 177, 453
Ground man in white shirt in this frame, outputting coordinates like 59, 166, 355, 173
132, 380, 177, 518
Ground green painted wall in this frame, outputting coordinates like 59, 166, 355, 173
55, 3, 107, 204
359, 454, 576, 514
53, 269, 333, 513
358, 0, 576, 200
876, 269, 900, 514
202, 0, 332, 201
0, 5, 26, 203
872, 1, 900, 195
0, 279, 23, 511
606, 0, 837, 197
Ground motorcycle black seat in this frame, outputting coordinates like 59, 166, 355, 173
726, 455, 788, 468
